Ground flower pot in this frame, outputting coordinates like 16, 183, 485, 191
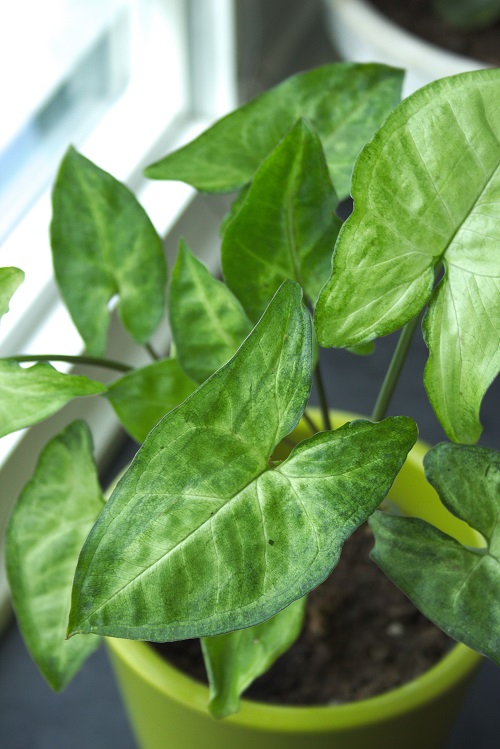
106, 411, 481, 749
322, 0, 489, 96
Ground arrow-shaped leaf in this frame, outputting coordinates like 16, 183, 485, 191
68, 281, 416, 642
169, 241, 252, 383
0, 360, 106, 438
51, 147, 167, 356
145, 63, 403, 200
221, 118, 341, 322
106, 358, 196, 443
68, 280, 311, 640
370, 442, 500, 665
315, 69, 500, 443
6, 422, 103, 690
201, 597, 306, 719
0, 267, 24, 322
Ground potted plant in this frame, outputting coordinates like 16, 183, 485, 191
321, 0, 500, 95
2, 62, 499, 748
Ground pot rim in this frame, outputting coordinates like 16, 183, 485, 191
106, 419, 482, 733
107, 636, 480, 733
322, 0, 489, 75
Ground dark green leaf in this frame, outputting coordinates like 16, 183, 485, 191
219, 187, 249, 238
348, 341, 375, 356
315, 69, 500, 443
106, 358, 196, 443
370, 442, 500, 665
6, 422, 103, 690
201, 597, 306, 718
0, 360, 106, 438
146, 63, 403, 199
169, 241, 252, 383
51, 147, 167, 356
0, 267, 24, 321
68, 280, 416, 642
221, 119, 341, 322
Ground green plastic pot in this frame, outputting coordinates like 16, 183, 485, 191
106, 411, 482, 749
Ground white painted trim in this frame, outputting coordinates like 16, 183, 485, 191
0, 0, 237, 633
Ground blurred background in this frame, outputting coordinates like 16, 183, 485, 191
0, 1, 498, 747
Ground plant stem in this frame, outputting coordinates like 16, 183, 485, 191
370, 313, 421, 422
145, 342, 161, 361
303, 409, 321, 435
304, 296, 331, 432
7, 354, 132, 374
314, 361, 332, 432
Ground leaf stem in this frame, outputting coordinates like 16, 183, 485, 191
314, 361, 332, 432
6, 354, 133, 374
145, 342, 161, 361
371, 313, 421, 422
304, 296, 331, 433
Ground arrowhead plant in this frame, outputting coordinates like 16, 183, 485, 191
2, 62, 499, 720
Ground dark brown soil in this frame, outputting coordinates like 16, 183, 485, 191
369, 0, 500, 66
154, 524, 450, 706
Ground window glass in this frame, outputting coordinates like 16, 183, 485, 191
0, 1, 131, 241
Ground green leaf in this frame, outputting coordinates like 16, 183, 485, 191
68, 281, 416, 641
0, 360, 106, 438
221, 119, 342, 322
201, 597, 306, 719
68, 280, 312, 640
348, 341, 375, 356
0, 267, 24, 321
169, 241, 252, 383
51, 147, 167, 356
423, 264, 500, 443
219, 187, 249, 238
106, 358, 196, 443
6, 422, 104, 690
315, 69, 500, 443
146, 63, 404, 199
370, 442, 500, 664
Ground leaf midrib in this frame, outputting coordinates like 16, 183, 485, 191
73, 474, 271, 628
405, 92, 500, 270
191, 263, 243, 350
284, 148, 306, 292
74, 166, 117, 288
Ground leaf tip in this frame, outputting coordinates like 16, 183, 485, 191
208, 695, 240, 720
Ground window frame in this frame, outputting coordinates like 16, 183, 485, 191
0, 0, 237, 631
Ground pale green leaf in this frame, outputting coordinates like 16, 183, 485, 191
201, 597, 306, 719
68, 281, 416, 642
106, 358, 196, 443
221, 118, 341, 322
169, 241, 252, 383
51, 147, 167, 356
146, 63, 403, 199
370, 442, 500, 665
423, 262, 500, 443
0, 267, 24, 321
0, 360, 106, 438
68, 280, 312, 639
6, 421, 103, 690
315, 69, 500, 443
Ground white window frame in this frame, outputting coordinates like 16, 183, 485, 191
0, 0, 237, 631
